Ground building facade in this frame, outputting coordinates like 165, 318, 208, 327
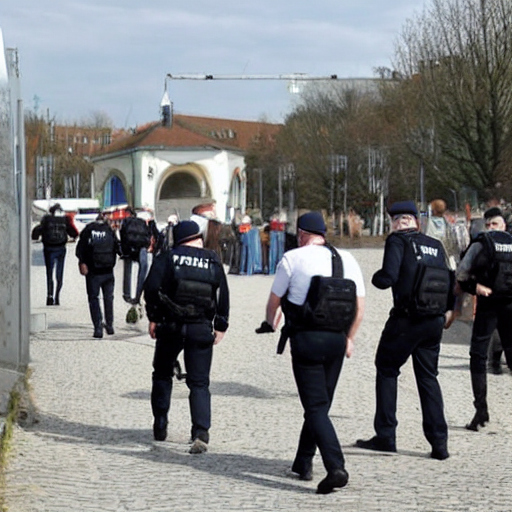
90, 114, 281, 224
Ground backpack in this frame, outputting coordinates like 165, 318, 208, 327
120, 217, 151, 256
42, 215, 68, 245
88, 224, 116, 269
409, 238, 451, 316
300, 244, 357, 333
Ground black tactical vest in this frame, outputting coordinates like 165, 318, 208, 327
88, 223, 117, 270
476, 230, 512, 297
406, 234, 451, 316
167, 250, 222, 321
282, 244, 357, 334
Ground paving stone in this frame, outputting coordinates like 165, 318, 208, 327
4, 244, 512, 511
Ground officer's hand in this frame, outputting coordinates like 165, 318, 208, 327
444, 311, 455, 329
255, 321, 274, 334
214, 330, 225, 345
345, 337, 354, 358
149, 321, 157, 339
476, 284, 492, 297
79, 263, 88, 276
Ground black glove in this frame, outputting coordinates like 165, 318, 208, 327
255, 320, 274, 334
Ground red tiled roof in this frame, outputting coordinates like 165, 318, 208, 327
92, 114, 282, 157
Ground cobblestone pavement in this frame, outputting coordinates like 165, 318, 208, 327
4, 243, 512, 511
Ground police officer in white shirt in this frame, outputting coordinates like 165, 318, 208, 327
257, 211, 365, 494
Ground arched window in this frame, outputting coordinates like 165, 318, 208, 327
104, 175, 127, 207
160, 172, 200, 199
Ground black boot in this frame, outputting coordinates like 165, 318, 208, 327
466, 373, 489, 431
489, 351, 503, 375
430, 439, 449, 460
316, 468, 349, 494
503, 348, 512, 373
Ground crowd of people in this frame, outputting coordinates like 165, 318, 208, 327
30, 198, 512, 495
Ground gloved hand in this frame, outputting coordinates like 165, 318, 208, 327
255, 320, 274, 334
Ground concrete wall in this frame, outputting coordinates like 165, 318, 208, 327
0, 30, 30, 413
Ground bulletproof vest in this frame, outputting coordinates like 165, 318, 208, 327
282, 244, 357, 334
406, 234, 451, 316
120, 217, 151, 254
87, 223, 116, 270
168, 250, 222, 320
476, 231, 512, 297
42, 215, 68, 246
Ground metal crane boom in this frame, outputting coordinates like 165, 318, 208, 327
166, 73, 338, 81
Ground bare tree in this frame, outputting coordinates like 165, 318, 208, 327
393, 0, 512, 200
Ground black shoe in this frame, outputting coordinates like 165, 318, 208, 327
431, 447, 450, 460
430, 442, 449, 460
189, 438, 208, 454
153, 419, 168, 441
465, 410, 489, 431
54, 296, 60, 306
291, 459, 313, 481
355, 436, 396, 452
93, 329, 103, 339
104, 323, 115, 335
298, 468, 313, 481
316, 468, 349, 494
489, 363, 503, 375
46, 297, 54, 306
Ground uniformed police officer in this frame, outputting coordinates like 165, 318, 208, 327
356, 201, 454, 460
456, 206, 512, 431
258, 211, 365, 494
76, 213, 120, 338
144, 220, 229, 453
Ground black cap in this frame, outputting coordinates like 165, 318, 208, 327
297, 211, 326, 235
173, 220, 201, 246
49, 203, 62, 215
388, 200, 418, 218
484, 207, 504, 220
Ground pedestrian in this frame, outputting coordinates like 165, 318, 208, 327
144, 220, 229, 454
31, 203, 79, 306
119, 207, 152, 305
355, 200, 454, 460
158, 213, 179, 254
423, 198, 464, 269
256, 211, 365, 494
456, 206, 512, 431
75, 213, 120, 338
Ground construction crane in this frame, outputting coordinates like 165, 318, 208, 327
165, 72, 340, 94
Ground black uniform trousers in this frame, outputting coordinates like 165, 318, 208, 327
151, 322, 214, 442
85, 272, 114, 331
374, 313, 447, 446
470, 298, 512, 374
289, 330, 347, 473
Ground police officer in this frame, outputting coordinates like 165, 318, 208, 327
456, 206, 512, 431
31, 203, 79, 305
144, 220, 229, 454
356, 201, 454, 460
76, 213, 120, 338
258, 211, 365, 494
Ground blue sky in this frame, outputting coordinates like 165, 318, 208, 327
1, 0, 426, 128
